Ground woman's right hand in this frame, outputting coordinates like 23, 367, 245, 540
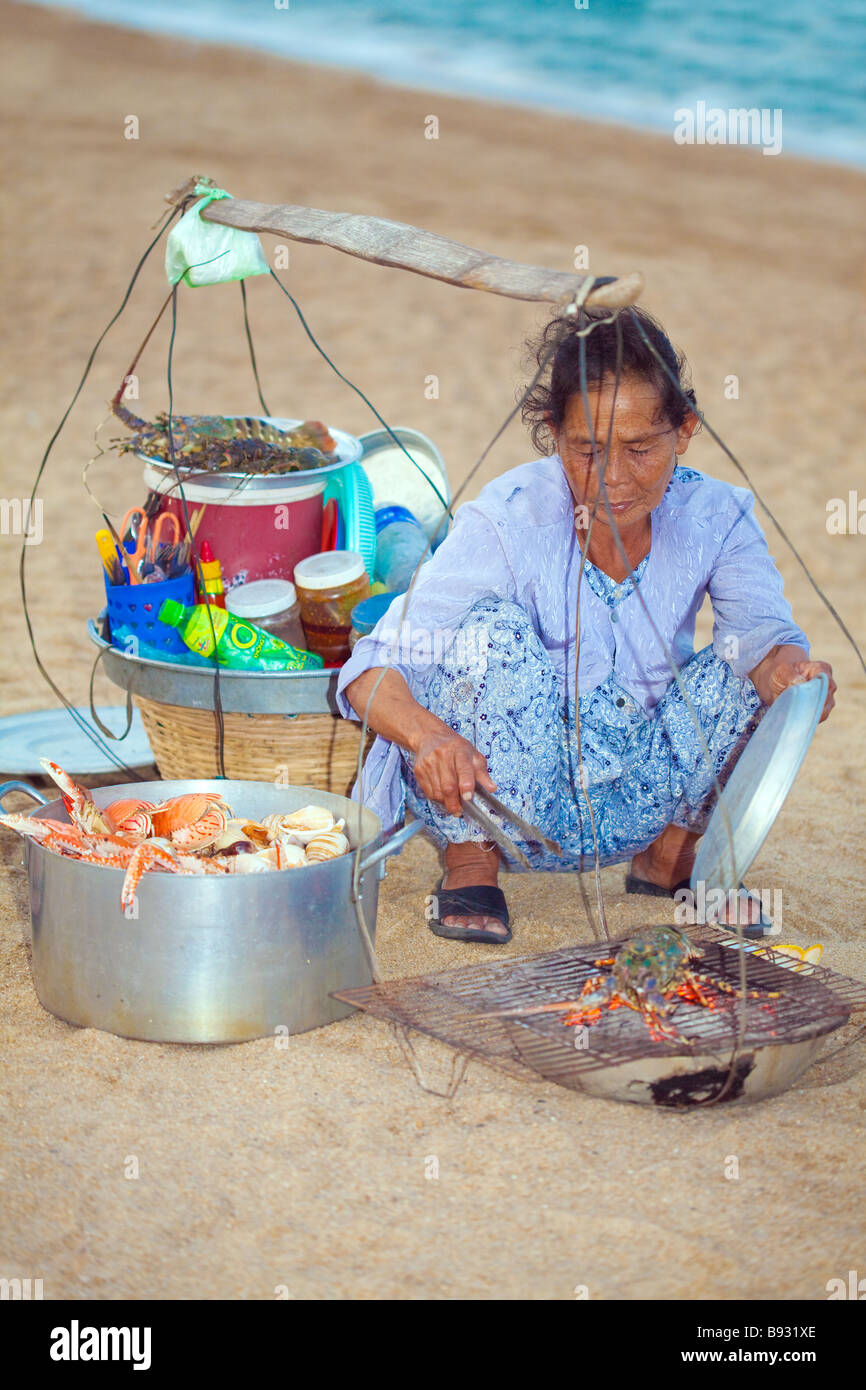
412, 728, 497, 817
344, 668, 496, 817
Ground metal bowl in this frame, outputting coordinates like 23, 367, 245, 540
506, 1022, 841, 1107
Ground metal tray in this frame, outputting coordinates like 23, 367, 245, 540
691, 674, 828, 895
138, 418, 362, 491
88, 620, 340, 715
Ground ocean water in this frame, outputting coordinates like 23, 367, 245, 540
30, 0, 866, 167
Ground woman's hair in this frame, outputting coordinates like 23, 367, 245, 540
521, 306, 698, 454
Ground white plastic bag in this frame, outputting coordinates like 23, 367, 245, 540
165, 186, 269, 288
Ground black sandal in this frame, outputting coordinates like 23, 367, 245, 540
624, 873, 691, 900
624, 874, 777, 939
424, 877, 512, 945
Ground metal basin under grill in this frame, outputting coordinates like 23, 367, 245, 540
336, 928, 866, 1107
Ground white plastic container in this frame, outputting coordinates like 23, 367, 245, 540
225, 579, 307, 653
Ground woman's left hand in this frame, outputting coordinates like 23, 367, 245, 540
766, 658, 836, 722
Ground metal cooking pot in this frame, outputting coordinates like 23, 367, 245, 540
0, 778, 421, 1044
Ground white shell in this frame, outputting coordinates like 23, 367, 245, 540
274, 839, 308, 870
230, 848, 278, 874
305, 829, 350, 862
265, 805, 336, 845
211, 819, 256, 852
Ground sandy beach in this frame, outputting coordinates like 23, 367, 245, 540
1, 0, 865, 1300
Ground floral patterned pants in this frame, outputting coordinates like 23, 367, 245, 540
401, 598, 764, 870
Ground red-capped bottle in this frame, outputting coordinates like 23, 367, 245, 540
198, 540, 227, 609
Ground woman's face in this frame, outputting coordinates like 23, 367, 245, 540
553, 373, 698, 530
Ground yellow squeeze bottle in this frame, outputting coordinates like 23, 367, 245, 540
158, 599, 323, 671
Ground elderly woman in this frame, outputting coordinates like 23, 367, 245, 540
338, 309, 835, 943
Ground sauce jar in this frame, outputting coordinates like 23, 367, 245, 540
225, 579, 307, 653
294, 551, 370, 666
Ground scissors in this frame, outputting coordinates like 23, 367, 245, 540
461, 788, 562, 869
119, 508, 182, 582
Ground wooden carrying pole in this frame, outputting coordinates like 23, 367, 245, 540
166, 179, 643, 310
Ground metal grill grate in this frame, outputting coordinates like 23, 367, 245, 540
335, 927, 866, 1086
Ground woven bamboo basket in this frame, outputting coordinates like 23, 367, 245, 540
133, 695, 372, 795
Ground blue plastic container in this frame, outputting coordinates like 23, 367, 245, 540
373, 505, 429, 593
104, 572, 195, 658
350, 591, 399, 637
373, 504, 418, 532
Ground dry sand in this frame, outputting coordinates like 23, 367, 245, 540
1, 1, 865, 1300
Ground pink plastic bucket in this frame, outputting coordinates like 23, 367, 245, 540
142, 466, 325, 593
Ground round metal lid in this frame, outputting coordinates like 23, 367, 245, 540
358, 427, 451, 544
0, 705, 154, 775
691, 674, 828, 895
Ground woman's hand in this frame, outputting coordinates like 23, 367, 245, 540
749, 645, 837, 723
344, 667, 496, 814
766, 658, 836, 722
413, 728, 497, 817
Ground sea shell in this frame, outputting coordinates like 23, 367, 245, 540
230, 848, 278, 874
274, 838, 308, 870
264, 805, 336, 845
104, 798, 157, 840
104, 798, 158, 817
211, 819, 257, 852
240, 820, 272, 848
304, 828, 350, 863
218, 840, 255, 857
151, 793, 228, 837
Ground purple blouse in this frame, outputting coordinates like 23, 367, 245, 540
337, 460, 809, 829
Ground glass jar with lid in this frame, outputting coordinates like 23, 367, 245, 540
293, 550, 370, 666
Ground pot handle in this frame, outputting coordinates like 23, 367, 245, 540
357, 819, 424, 879
0, 780, 50, 808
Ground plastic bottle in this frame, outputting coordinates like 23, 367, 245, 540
373, 505, 429, 594
294, 551, 370, 666
158, 598, 323, 671
198, 540, 227, 608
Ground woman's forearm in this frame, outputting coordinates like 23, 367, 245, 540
344, 667, 451, 754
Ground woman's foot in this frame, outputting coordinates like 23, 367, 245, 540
630, 824, 698, 895
440, 841, 507, 939
630, 825, 764, 927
